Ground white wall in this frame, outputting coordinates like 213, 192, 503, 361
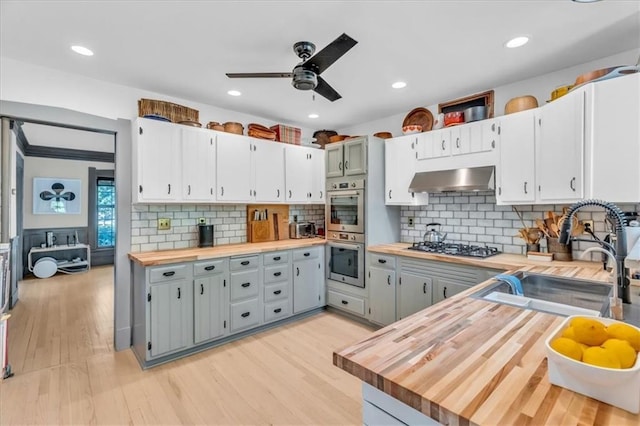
340, 49, 640, 136
9, 130, 18, 238
0, 57, 314, 138
24, 157, 114, 229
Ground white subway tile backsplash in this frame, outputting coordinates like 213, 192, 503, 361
130, 204, 325, 252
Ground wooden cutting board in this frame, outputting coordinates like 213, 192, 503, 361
247, 204, 289, 242
250, 221, 272, 243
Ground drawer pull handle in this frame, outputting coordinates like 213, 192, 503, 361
443, 286, 447, 299
274, 308, 282, 314
273, 256, 281, 261
378, 259, 387, 264
423, 283, 426, 294
241, 282, 251, 288
162, 271, 175, 277
200, 283, 204, 295
204, 265, 215, 271
296, 267, 300, 276
274, 290, 282, 295
570, 177, 576, 191
303, 252, 310, 257
341, 300, 349, 305
387, 275, 391, 285
177, 287, 181, 299
274, 272, 282, 277
240, 260, 250, 266
241, 312, 250, 318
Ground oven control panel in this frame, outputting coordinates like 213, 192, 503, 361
328, 232, 365, 243
328, 178, 365, 191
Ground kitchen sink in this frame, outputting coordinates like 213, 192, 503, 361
471, 272, 612, 317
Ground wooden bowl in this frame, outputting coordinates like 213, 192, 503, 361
373, 132, 393, 139
329, 135, 348, 143
574, 66, 620, 86
505, 96, 539, 115
223, 122, 244, 135
207, 121, 224, 131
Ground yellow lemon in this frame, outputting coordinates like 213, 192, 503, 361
606, 323, 640, 352
550, 337, 583, 361
570, 317, 592, 328
582, 346, 621, 369
601, 339, 637, 369
573, 318, 608, 346
561, 326, 576, 341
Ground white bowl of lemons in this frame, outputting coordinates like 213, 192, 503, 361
545, 315, 640, 413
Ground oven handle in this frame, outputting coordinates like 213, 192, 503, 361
328, 190, 361, 197
328, 241, 362, 251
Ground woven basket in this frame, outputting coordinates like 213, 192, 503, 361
138, 98, 199, 123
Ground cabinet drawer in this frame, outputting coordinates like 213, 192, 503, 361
292, 247, 319, 261
264, 300, 290, 323
230, 270, 259, 301
230, 299, 259, 333
193, 259, 226, 276
263, 251, 289, 266
264, 282, 289, 303
328, 290, 365, 316
264, 264, 289, 284
230, 255, 258, 271
370, 253, 396, 269
149, 264, 187, 283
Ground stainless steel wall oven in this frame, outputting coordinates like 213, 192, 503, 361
326, 179, 364, 234
327, 233, 365, 288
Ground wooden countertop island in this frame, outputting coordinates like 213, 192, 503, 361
334, 262, 640, 425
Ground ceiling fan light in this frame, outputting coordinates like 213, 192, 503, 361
505, 36, 529, 48
71, 45, 94, 56
392, 81, 407, 89
227, 90, 242, 96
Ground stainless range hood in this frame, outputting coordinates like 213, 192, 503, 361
409, 166, 495, 193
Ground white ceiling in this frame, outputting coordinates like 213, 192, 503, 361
1, 1, 639, 130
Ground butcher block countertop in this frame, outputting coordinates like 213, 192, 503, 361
128, 237, 326, 266
335, 262, 640, 425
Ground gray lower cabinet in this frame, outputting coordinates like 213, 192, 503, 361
368, 253, 397, 326
432, 278, 472, 304
147, 265, 192, 358
229, 254, 261, 333
193, 259, 228, 345
397, 273, 432, 320
293, 246, 323, 314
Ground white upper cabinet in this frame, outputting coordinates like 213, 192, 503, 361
496, 110, 537, 204
586, 73, 640, 202
537, 87, 585, 202
285, 145, 325, 203
325, 138, 367, 177
385, 136, 429, 206
182, 128, 215, 201
253, 138, 285, 203
417, 119, 498, 160
133, 118, 182, 202
216, 132, 253, 202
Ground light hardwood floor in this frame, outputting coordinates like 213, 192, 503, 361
0, 266, 374, 425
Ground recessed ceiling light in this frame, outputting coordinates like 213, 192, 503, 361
505, 36, 529, 48
392, 81, 407, 89
227, 90, 241, 96
308, 113, 319, 119
71, 45, 94, 56
572, 0, 601, 3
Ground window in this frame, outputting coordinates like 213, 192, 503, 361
97, 178, 115, 248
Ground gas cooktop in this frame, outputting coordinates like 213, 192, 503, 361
407, 242, 501, 258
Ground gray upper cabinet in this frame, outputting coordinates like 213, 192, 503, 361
325, 138, 367, 177
326, 143, 344, 178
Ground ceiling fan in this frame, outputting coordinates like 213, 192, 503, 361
226, 33, 358, 102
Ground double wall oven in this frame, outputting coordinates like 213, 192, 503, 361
326, 179, 365, 288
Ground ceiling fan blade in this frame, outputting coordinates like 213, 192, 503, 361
303, 33, 357, 75
226, 72, 293, 78
314, 76, 341, 102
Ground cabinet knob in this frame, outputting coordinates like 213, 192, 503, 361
241, 312, 250, 318
274, 308, 282, 314
241, 282, 251, 288
338, 162, 343, 171
345, 161, 349, 170
274, 290, 282, 295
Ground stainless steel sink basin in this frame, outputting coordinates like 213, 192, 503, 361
471, 272, 612, 317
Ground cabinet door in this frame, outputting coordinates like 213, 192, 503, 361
253, 138, 285, 202
193, 274, 226, 344
416, 131, 436, 159
344, 139, 367, 175
182, 128, 215, 201
216, 132, 253, 202
538, 90, 584, 202
136, 118, 181, 201
310, 148, 326, 202
369, 266, 396, 326
385, 137, 428, 206
481, 119, 499, 152
449, 126, 466, 156
285, 145, 313, 203
293, 258, 321, 313
149, 280, 190, 357
432, 278, 470, 305
326, 144, 344, 178
397, 273, 432, 320
497, 110, 536, 204
433, 129, 451, 158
